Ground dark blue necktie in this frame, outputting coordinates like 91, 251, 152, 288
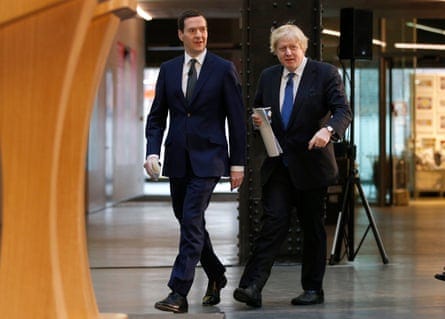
281, 73, 295, 128
186, 59, 197, 102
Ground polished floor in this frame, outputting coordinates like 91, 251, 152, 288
87, 188, 445, 318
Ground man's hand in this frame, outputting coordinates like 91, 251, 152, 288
308, 127, 331, 150
144, 154, 161, 180
251, 113, 263, 128
230, 170, 244, 191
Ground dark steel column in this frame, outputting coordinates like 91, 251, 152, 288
238, 0, 322, 264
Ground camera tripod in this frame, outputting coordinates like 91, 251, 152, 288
329, 58, 389, 265
328, 144, 389, 265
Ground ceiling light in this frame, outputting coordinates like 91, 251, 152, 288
136, 5, 152, 21
322, 28, 386, 47
406, 22, 445, 35
372, 39, 386, 47
394, 43, 445, 50
322, 29, 340, 37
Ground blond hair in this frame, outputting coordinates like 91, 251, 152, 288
270, 24, 308, 54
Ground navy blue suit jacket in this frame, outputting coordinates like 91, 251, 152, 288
254, 59, 352, 189
146, 52, 246, 178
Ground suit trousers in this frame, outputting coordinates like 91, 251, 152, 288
167, 167, 225, 296
239, 161, 327, 291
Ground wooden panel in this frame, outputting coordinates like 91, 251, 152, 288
0, 0, 64, 25
0, 0, 96, 317
57, 12, 121, 318
58, 3, 135, 316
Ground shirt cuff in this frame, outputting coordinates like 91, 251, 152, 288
147, 154, 159, 161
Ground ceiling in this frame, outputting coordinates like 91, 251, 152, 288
137, 0, 445, 19
138, 0, 445, 65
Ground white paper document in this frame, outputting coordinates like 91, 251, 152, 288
253, 107, 283, 157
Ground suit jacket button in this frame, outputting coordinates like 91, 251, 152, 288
187, 113, 191, 117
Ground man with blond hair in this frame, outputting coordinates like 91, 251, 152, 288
234, 23, 351, 307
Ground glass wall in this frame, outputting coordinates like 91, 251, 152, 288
354, 67, 380, 202
392, 65, 445, 198
337, 64, 380, 203
351, 63, 445, 202
390, 66, 413, 197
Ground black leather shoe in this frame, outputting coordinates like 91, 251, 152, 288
233, 284, 262, 308
154, 292, 188, 313
202, 276, 227, 306
435, 272, 445, 281
291, 290, 324, 305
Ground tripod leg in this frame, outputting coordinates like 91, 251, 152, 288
329, 210, 343, 265
329, 176, 352, 265
354, 178, 389, 264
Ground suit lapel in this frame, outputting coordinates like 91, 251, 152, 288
170, 56, 187, 107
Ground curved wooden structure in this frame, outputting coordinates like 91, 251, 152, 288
0, 1, 136, 318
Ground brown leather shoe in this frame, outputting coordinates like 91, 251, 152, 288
154, 292, 188, 313
202, 276, 227, 306
291, 290, 324, 305
233, 284, 262, 308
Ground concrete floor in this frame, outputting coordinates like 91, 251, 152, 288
87, 196, 445, 318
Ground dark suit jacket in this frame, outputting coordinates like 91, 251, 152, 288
254, 59, 352, 189
146, 52, 246, 178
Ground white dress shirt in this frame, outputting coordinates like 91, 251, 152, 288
279, 57, 308, 112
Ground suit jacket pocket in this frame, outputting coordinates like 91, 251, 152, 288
187, 133, 227, 151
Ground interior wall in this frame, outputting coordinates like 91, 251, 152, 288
87, 17, 145, 213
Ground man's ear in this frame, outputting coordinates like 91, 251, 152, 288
178, 30, 184, 42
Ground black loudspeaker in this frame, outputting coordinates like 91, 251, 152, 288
339, 8, 373, 60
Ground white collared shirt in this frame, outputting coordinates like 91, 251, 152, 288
279, 57, 307, 112
182, 49, 206, 95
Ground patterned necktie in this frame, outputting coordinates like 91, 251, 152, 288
281, 72, 295, 128
186, 59, 197, 102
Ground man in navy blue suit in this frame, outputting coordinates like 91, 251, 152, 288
144, 10, 246, 313
233, 23, 351, 308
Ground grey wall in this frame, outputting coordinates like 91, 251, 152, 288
87, 17, 146, 213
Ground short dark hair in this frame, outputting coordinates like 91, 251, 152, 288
177, 10, 206, 31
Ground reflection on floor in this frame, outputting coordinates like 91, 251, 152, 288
88, 198, 445, 318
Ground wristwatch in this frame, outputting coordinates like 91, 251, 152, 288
325, 125, 335, 135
